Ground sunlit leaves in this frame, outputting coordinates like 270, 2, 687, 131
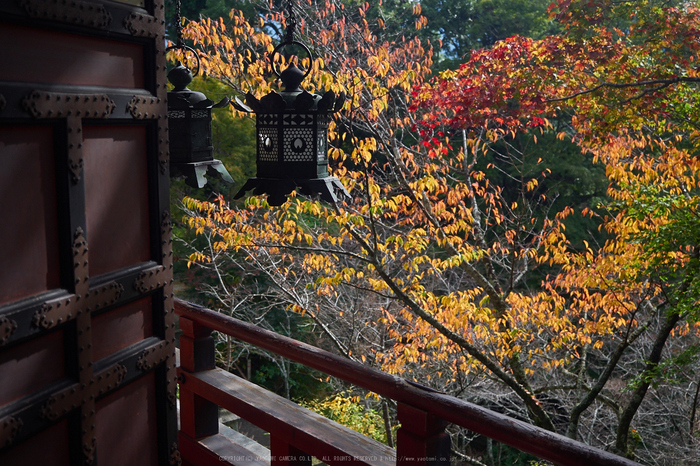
180, 2, 700, 448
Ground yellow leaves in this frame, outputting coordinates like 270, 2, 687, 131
384, 198, 398, 213
302, 392, 387, 443
187, 252, 210, 268
350, 137, 377, 164
173, 2, 700, 389
525, 178, 539, 192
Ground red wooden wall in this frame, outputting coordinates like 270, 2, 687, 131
0, 0, 177, 464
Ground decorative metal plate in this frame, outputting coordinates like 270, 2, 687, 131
0, 316, 18, 346
0, 416, 23, 448
19, 0, 112, 29
22, 91, 115, 119
127, 95, 163, 120
124, 11, 162, 38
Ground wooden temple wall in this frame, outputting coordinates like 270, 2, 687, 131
0, 1, 177, 464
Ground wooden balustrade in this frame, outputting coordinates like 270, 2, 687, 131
175, 298, 642, 466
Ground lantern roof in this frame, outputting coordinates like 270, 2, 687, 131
234, 87, 344, 116
233, 60, 344, 115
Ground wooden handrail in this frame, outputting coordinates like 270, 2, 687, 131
175, 298, 642, 466
181, 367, 396, 465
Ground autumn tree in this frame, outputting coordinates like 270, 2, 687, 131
412, 0, 700, 460
178, 0, 700, 463
176, 0, 434, 406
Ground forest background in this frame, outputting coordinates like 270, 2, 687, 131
166, 1, 700, 464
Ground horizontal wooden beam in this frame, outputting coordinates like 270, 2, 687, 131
179, 367, 395, 466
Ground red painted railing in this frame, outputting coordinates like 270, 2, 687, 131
175, 298, 642, 466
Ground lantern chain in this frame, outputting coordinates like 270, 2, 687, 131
285, 0, 297, 44
167, 0, 200, 77
174, 0, 184, 49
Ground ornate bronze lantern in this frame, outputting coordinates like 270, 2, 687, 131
233, 1, 350, 206
166, 2, 233, 188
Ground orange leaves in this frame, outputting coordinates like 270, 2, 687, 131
181, 12, 276, 99
414, 15, 428, 31
170, 6, 700, 445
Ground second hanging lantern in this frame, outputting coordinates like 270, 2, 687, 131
233, 0, 350, 206
167, 0, 233, 189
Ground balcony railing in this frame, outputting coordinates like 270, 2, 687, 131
174, 298, 642, 466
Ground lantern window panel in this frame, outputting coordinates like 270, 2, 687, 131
283, 127, 314, 162
258, 127, 278, 162
168, 110, 186, 119
317, 132, 326, 162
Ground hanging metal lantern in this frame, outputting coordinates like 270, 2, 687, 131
166, 2, 233, 189
233, 1, 350, 206
167, 62, 233, 188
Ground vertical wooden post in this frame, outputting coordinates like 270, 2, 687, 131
396, 403, 450, 466
270, 436, 312, 466
179, 316, 218, 440
179, 316, 216, 373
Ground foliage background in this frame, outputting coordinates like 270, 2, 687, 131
170, 1, 700, 464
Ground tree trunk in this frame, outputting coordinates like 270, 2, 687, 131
615, 311, 680, 456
